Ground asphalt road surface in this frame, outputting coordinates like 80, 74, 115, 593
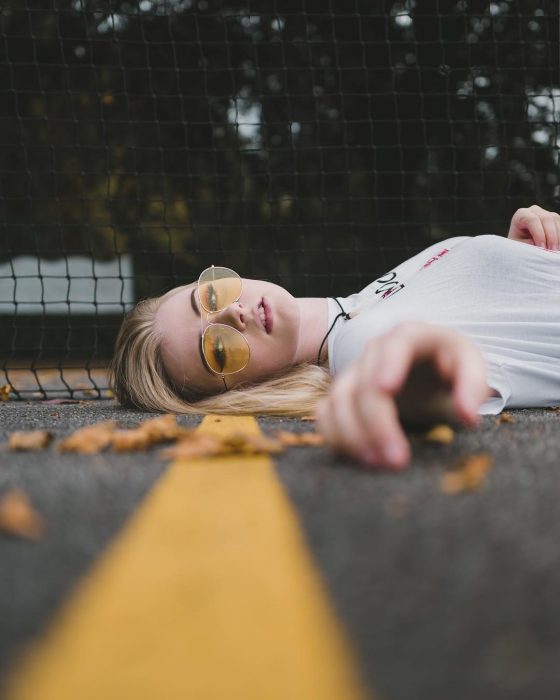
1, 400, 560, 700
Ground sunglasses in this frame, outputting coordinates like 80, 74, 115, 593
197, 265, 250, 390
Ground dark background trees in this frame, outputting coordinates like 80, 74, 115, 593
1, 0, 558, 350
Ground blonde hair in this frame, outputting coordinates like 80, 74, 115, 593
110, 288, 332, 417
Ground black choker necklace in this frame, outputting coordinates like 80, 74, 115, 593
316, 297, 351, 366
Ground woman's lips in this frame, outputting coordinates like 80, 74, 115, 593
262, 297, 273, 334
255, 297, 273, 334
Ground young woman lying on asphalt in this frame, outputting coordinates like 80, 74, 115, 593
111, 204, 560, 471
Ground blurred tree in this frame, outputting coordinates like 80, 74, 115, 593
0, 0, 558, 300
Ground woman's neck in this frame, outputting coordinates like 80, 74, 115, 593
293, 297, 329, 366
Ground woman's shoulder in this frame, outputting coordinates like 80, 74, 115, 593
466, 233, 560, 255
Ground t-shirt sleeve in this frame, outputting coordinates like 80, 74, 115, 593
500, 359, 560, 410
477, 352, 512, 416
479, 356, 560, 414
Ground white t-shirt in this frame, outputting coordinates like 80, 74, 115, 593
327, 235, 560, 415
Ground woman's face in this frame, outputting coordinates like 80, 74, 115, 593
155, 278, 302, 395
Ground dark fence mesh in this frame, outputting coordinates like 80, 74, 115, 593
1, 0, 559, 398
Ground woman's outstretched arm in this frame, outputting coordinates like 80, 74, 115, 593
315, 320, 493, 470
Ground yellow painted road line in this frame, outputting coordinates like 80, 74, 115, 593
5, 415, 372, 700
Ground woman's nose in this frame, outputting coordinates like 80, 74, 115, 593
211, 302, 246, 331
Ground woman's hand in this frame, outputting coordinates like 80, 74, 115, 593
507, 205, 560, 250
315, 320, 493, 471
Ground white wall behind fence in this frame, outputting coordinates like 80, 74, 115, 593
0, 256, 134, 315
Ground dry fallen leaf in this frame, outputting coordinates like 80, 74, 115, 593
161, 430, 285, 460
161, 433, 225, 460
440, 453, 493, 494
111, 414, 190, 452
423, 424, 455, 444
275, 430, 325, 446
496, 412, 514, 424
0, 384, 12, 401
0, 489, 46, 540
222, 432, 285, 455
9, 430, 53, 451
137, 414, 189, 441
111, 430, 152, 452
58, 421, 117, 454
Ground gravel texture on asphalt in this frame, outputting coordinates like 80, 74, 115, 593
1, 401, 560, 700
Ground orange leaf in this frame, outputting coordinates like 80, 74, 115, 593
0, 384, 12, 401
9, 430, 53, 451
275, 430, 325, 446
423, 424, 454, 444
161, 434, 225, 460
58, 421, 117, 454
496, 412, 514, 424
161, 430, 285, 460
111, 415, 191, 452
0, 489, 46, 540
111, 430, 152, 452
222, 432, 285, 455
136, 414, 190, 441
440, 453, 493, 494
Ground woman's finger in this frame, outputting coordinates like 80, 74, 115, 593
538, 212, 559, 250
527, 205, 560, 250
354, 386, 411, 468
318, 367, 378, 464
366, 321, 489, 424
316, 358, 412, 469
509, 209, 546, 247
433, 334, 490, 424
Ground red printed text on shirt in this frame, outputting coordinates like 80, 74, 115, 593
422, 248, 450, 268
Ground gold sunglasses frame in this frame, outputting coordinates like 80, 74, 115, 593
197, 265, 251, 390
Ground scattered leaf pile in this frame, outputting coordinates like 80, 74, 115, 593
440, 453, 493, 494
162, 432, 285, 460
0, 489, 46, 540
5, 415, 324, 460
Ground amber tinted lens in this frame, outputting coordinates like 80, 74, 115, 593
198, 267, 242, 313
202, 324, 250, 374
